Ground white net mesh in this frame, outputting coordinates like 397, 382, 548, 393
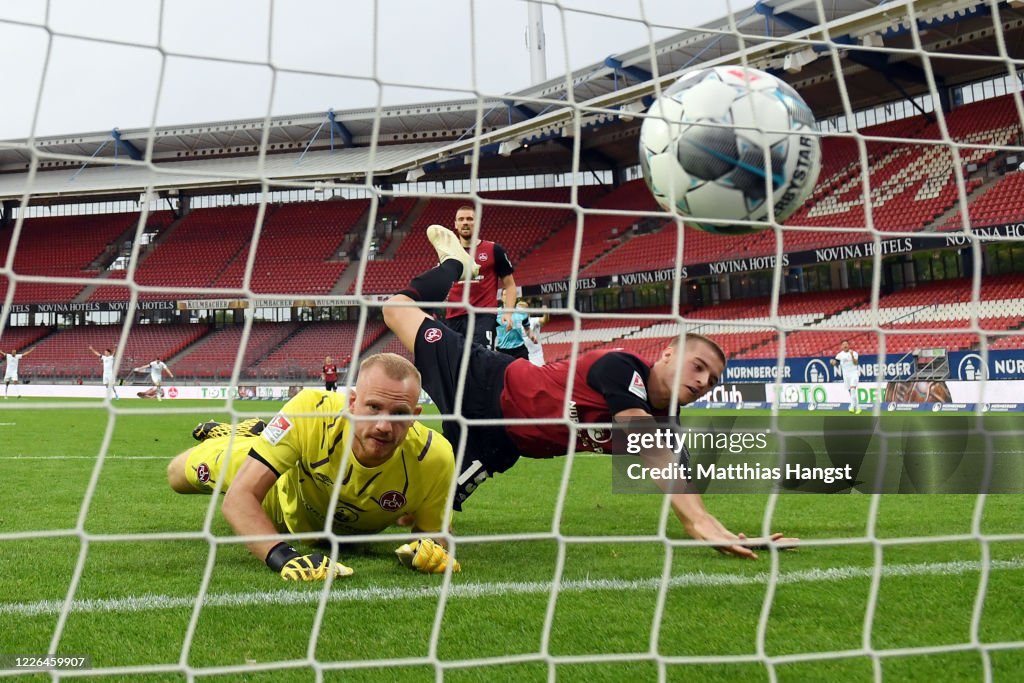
1, 0, 1023, 681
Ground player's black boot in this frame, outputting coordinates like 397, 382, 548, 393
192, 418, 266, 442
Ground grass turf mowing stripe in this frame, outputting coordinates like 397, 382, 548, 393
4, 557, 1021, 618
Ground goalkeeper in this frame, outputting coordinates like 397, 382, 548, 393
384, 227, 795, 560
167, 353, 459, 580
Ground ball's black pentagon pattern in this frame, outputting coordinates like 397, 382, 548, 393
677, 123, 737, 180
721, 136, 788, 204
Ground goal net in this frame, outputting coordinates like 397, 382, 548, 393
1, 0, 1023, 680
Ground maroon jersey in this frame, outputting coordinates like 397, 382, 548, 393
322, 364, 338, 382
446, 240, 514, 319
499, 349, 666, 457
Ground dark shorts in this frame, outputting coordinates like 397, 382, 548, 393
443, 313, 495, 350
414, 318, 522, 483
324, 381, 337, 392
497, 345, 530, 361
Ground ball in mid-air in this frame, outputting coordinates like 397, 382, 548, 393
639, 65, 822, 234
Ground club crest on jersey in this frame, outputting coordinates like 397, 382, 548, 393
423, 327, 443, 343
628, 371, 648, 401
378, 490, 407, 511
195, 463, 211, 484
262, 414, 293, 445
477, 252, 488, 262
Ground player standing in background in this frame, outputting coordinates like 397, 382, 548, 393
523, 303, 549, 367
384, 227, 794, 559
442, 205, 517, 349
89, 346, 119, 400
321, 356, 339, 392
831, 340, 861, 414
2, 346, 35, 398
134, 358, 173, 400
494, 301, 532, 360
167, 353, 458, 580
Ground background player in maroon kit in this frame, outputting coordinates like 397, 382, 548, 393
384, 226, 793, 559
321, 356, 339, 392
443, 205, 517, 349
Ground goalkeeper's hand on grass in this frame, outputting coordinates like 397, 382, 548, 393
265, 542, 354, 581
395, 539, 460, 574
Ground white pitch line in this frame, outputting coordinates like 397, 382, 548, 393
0, 455, 167, 460
3, 558, 1021, 618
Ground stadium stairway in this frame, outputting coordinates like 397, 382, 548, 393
160, 325, 216, 372
330, 257, 362, 296
78, 211, 186, 303
930, 169, 1010, 231
362, 330, 405, 360
242, 323, 311, 379
332, 198, 427, 296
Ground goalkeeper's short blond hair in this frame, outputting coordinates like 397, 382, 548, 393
359, 353, 422, 389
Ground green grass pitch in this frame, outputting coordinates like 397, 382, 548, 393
0, 398, 1021, 682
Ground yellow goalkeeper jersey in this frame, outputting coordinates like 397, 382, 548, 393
186, 388, 455, 535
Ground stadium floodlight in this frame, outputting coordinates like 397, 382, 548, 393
405, 167, 426, 182
498, 140, 522, 157
618, 100, 646, 121
783, 46, 817, 73
861, 33, 885, 47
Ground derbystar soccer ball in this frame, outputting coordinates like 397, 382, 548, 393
638, 65, 821, 234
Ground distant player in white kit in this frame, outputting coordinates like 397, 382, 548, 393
134, 358, 174, 400
2, 346, 35, 398
831, 339, 861, 413
90, 346, 120, 400
522, 303, 550, 367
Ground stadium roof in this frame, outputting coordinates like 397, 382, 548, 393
0, 0, 1020, 202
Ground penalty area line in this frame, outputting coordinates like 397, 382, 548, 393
2, 557, 1022, 618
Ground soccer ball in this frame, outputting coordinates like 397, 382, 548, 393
638, 65, 821, 234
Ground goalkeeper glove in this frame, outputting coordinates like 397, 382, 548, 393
395, 539, 461, 574
265, 542, 353, 581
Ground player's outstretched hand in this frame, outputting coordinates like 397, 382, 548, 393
395, 539, 461, 574
279, 554, 354, 581
686, 514, 798, 560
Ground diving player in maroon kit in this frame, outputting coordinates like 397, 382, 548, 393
443, 205, 517, 349
383, 225, 794, 559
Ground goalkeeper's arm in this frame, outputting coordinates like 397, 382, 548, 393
222, 458, 352, 580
